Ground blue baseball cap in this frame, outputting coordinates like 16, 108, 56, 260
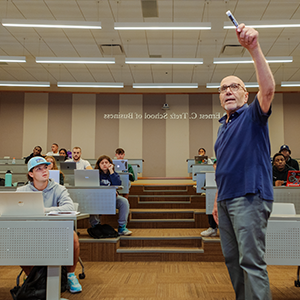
279, 144, 291, 154
27, 157, 50, 172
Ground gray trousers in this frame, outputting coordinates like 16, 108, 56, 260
218, 194, 273, 300
89, 195, 130, 227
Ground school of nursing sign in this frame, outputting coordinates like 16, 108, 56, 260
103, 112, 221, 120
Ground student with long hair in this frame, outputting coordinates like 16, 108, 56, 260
88, 155, 132, 236
45, 155, 65, 185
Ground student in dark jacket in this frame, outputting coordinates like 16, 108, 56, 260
24, 146, 45, 164
273, 153, 295, 186
88, 155, 132, 236
279, 144, 299, 170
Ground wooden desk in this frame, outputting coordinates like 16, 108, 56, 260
0, 215, 74, 300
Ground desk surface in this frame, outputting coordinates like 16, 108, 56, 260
269, 214, 300, 221
0, 215, 77, 221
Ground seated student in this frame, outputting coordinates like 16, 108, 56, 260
115, 148, 135, 199
201, 159, 218, 237
198, 148, 213, 164
46, 143, 59, 156
59, 148, 69, 161
279, 144, 299, 170
273, 153, 295, 186
66, 147, 92, 170
88, 155, 132, 236
24, 146, 45, 164
45, 155, 65, 185
17, 157, 82, 294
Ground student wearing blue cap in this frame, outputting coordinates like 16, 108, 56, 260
17, 156, 82, 294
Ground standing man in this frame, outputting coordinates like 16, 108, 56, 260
212, 23, 275, 300
17, 157, 82, 293
46, 143, 59, 156
66, 147, 92, 170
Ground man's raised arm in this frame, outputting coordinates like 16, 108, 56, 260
236, 24, 275, 113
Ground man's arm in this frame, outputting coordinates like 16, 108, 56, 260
236, 24, 275, 113
212, 190, 219, 225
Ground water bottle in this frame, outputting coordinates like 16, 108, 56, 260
12, 157, 16, 164
5, 170, 12, 187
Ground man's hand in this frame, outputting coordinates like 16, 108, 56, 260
236, 24, 259, 52
212, 190, 219, 225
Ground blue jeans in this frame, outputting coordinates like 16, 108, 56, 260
89, 195, 130, 227
218, 194, 273, 300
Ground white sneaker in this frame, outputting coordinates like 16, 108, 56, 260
201, 227, 217, 237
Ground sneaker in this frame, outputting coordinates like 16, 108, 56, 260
67, 273, 82, 293
118, 225, 132, 236
201, 227, 217, 237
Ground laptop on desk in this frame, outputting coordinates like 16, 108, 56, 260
194, 156, 208, 164
49, 170, 60, 184
60, 161, 76, 174
286, 170, 300, 187
112, 160, 128, 172
54, 156, 65, 163
74, 169, 100, 186
0, 191, 45, 216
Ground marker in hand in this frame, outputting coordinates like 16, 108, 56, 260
226, 10, 239, 28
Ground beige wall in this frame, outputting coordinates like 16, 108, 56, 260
1, 91, 299, 176
71, 94, 96, 159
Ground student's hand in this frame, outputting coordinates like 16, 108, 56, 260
275, 180, 284, 186
108, 163, 114, 174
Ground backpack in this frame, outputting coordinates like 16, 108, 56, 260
10, 266, 68, 300
87, 224, 119, 239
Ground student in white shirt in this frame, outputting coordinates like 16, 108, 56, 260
66, 147, 92, 170
46, 143, 59, 156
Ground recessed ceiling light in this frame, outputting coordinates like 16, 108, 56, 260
36, 57, 115, 64
133, 83, 198, 88
206, 82, 259, 89
0, 56, 26, 63
0, 81, 50, 87
57, 82, 124, 88
2, 19, 102, 29
281, 81, 300, 87
213, 57, 293, 64
125, 58, 203, 65
114, 22, 211, 30
224, 20, 300, 29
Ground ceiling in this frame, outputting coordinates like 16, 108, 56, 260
0, 0, 300, 92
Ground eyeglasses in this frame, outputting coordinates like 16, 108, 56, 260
218, 83, 246, 94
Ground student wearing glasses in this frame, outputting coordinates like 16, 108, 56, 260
212, 24, 275, 300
